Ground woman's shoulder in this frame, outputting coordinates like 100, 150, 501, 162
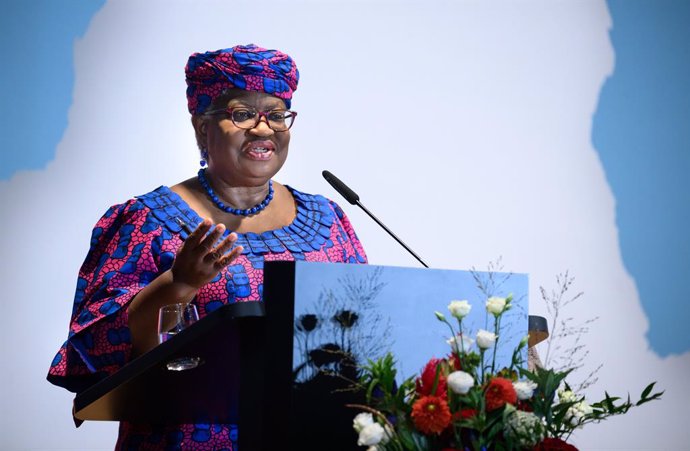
284, 184, 339, 211
134, 185, 199, 239
287, 185, 355, 224
94, 186, 167, 223
91, 186, 197, 239
284, 184, 359, 232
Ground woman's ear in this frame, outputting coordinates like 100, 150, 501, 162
191, 115, 207, 151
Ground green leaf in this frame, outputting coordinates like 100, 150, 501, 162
640, 382, 655, 400
431, 363, 442, 395
397, 428, 416, 449
604, 392, 616, 412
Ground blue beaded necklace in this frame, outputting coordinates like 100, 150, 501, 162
197, 168, 274, 216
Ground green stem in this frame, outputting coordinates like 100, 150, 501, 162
443, 318, 463, 368
491, 314, 501, 375
457, 318, 468, 369
480, 349, 486, 385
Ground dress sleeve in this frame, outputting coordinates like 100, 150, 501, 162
328, 200, 368, 264
47, 200, 170, 393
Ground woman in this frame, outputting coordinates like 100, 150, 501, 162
48, 44, 367, 450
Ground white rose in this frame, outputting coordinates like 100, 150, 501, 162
447, 334, 474, 353
358, 423, 385, 446
513, 380, 538, 400
448, 300, 472, 319
447, 370, 474, 394
476, 329, 497, 349
353, 412, 374, 433
486, 296, 507, 316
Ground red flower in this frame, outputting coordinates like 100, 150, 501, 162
485, 377, 518, 411
517, 400, 534, 412
411, 395, 452, 434
447, 353, 462, 371
416, 358, 447, 397
458, 408, 477, 419
533, 437, 579, 451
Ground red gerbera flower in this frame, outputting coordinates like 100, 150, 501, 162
485, 377, 518, 411
411, 395, 452, 434
533, 437, 579, 451
416, 358, 447, 397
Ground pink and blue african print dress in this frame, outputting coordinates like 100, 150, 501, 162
47, 185, 367, 450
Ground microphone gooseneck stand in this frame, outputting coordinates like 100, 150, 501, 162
322, 170, 429, 268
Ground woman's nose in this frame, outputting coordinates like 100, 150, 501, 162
249, 116, 274, 136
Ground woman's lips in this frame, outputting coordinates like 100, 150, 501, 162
244, 140, 275, 161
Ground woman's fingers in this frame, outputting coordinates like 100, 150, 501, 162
172, 220, 245, 289
216, 245, 244, 268
198, 223, 226, 254
205, 233, 240, 265
185, 218, 213, 247
215, 232, 238, 254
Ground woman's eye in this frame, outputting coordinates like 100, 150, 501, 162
268, 112, 287, 121
232, 110, 254, 122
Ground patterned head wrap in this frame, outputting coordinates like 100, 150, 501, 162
185, 44, 299, 115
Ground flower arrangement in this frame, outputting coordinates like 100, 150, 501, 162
351, 295, 662, 450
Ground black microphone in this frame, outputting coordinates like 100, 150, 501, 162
322, 170, 429, 268
322, 170, 359, 205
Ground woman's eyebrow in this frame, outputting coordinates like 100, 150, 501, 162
227, 100, 286, 110
227, 99, 251, 107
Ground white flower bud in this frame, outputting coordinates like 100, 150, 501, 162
448, 371, 475, 394
486, 297, 507, 316
476, 329, 497, 349
447, 334, 474, 353
519, 335, 530, 347
448, 300, 472, 319
567, 400, 593, 425
558, 388, 577, 404
513, 380, 538, 400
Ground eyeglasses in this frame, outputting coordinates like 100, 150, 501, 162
205, 107, 297, 132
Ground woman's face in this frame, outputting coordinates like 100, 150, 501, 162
197, 90, 291, 187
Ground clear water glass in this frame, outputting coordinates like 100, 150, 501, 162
157, 303, 199, 344
157, 303, 202, 371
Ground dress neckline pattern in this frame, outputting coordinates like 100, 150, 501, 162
136, 186, 335, 256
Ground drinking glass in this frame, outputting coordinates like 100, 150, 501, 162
157, 303, 199, 344
157, 303, 201, 371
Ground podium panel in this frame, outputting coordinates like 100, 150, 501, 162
264, 261, 529, 450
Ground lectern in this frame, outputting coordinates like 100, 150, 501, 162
72, 261, 544, 451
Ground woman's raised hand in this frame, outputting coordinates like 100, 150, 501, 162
171, 218, 244, 290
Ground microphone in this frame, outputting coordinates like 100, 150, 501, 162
322, 170, 429, 268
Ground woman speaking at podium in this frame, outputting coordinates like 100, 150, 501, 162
47, 44, 367, 449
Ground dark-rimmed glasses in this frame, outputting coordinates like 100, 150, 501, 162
205, 107, 297, 132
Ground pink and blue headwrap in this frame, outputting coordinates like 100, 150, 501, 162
185, 44, 299, 115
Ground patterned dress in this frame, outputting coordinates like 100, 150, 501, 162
47, 185, 367, 450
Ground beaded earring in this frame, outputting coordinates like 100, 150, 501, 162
200, 149, 209, 167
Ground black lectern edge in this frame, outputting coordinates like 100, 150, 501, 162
72, 301, 265, 418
